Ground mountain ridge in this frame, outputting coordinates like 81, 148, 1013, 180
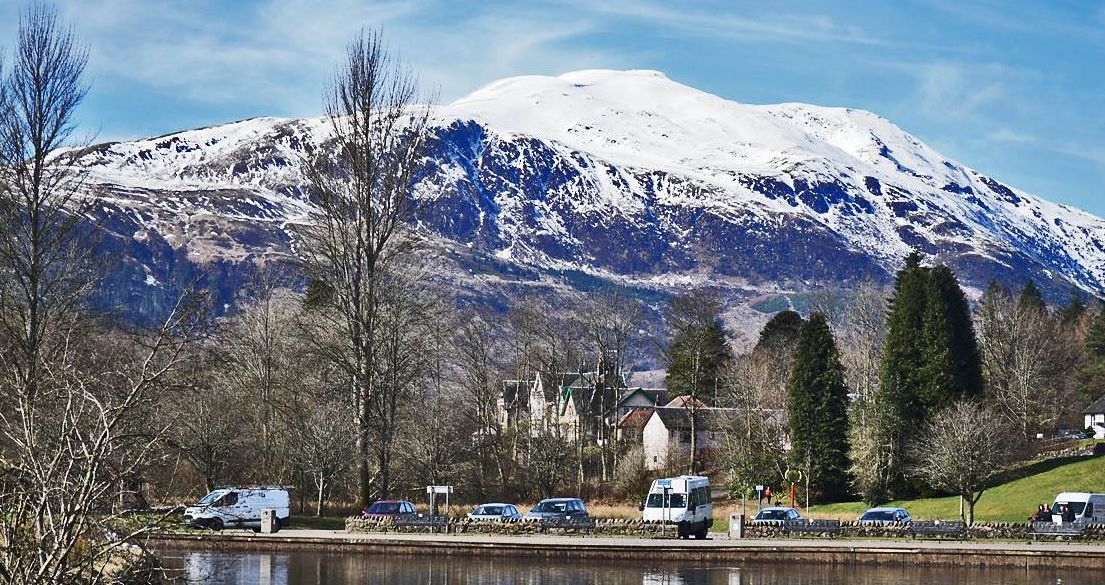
66, 69, 1105, 323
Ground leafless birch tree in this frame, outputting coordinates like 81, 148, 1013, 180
298, 28, 433, 506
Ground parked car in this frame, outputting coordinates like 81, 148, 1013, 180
184, 487, 290, 532
858, 507, 912, 524
1054, 429, 1091, 440
751, 506, 802, 525
362, 500, 419, 519
523, 498, 589, 521
467, 503, 522, 521
640, 475, 713, 539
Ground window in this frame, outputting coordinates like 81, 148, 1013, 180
646, 493, 687, 508
1085, 503, 1094, 518
219, 492, 238, 507
403, 503, 416, 514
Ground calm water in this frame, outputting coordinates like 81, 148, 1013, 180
160, 549, 1091, 585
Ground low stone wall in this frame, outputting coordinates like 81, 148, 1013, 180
346, 516, 1105, 541
345, 517, 670, 537
744, 521, 1105, 541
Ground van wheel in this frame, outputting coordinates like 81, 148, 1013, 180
695, 527, 708, 540
252, 527, 261, 534
209, 518, 224, 532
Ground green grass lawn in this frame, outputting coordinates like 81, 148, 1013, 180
808, 454, 1105, 523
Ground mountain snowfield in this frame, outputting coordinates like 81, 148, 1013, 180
70, 69, 1105, 320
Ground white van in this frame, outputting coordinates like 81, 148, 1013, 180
640, 475, 713, 539
1050, 492, 1105, 524
184, 487, 290, 532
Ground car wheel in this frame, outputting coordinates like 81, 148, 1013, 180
695, 527, 707, 540
210, 518, 224, 532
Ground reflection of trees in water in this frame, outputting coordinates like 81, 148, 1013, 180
169, 551, 1091, 585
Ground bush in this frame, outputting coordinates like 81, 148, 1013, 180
613, 446, 651, 501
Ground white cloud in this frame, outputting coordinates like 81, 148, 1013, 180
34, 0, 625, 121
912, 61, 1017, 120
986, 128, 1035, 145
559, 0, 884, 46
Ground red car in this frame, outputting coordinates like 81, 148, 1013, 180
362, 500, 419, 519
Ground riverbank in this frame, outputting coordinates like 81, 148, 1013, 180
146, 529, 1105, 570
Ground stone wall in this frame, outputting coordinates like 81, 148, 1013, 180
345, 517, 672, 537
345, 516, 1105, 541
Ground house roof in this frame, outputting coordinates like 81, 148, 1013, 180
651, 407, 735, 431
1083, 394, 1105, 415
616, 409, 653, 429
664, 395, 709, 409
617, 387, 670, 407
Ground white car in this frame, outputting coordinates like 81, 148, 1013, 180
467, 503, 522, 521
184, 487, 289, 532
751, 506, 802, 525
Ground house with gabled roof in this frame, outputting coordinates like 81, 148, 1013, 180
1084, 395, 1105, 439
498, 370, 669, 446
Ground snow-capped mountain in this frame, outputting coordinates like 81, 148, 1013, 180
71, 69, 1105, 321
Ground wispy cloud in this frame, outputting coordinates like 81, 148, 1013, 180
986, 128, 1035, 145
560, 0, 884, 46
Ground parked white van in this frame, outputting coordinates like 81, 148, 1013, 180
1050, 492, 1105, 524
184, 487, 290, 532
640, 475, 713, 539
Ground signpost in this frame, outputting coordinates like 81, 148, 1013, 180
426, 485, 453, 518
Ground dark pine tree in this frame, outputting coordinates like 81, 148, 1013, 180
1017, 279, 1047, 313
754, 310, 805, 354
920, 265, 985, 412
879, 252, 929, 426
786, 312, 851, 503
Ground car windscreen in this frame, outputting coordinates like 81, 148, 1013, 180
646, 493, 688, 508
474, 505, 504, 516
197, 492, 222, 505
861, 510, 897, 521
756, 509, 789, 520
368, 502, 401, 514
533, 501, 570, 513
1053, 502, 1087, 516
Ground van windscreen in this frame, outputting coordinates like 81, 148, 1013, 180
646, 493, 687, 508
197, 492, 222, 505
1052, 502, 1087, 516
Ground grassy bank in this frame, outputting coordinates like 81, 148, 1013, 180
808, 454, 1105, 523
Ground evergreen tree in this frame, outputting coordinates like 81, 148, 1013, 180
1080, 304, 1105, 403
878, 252, 929, 428
1017, 280, 1047, 313
664, 290, 732, 473
1059, 289, 1088, 326
787, 313, 851, 503
754, 310, 804, 354
920, 265, 984, 411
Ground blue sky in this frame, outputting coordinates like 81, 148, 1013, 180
1, 0, 1103, 215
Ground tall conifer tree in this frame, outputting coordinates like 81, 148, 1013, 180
920, 265, 984, 411
787, 313, 851, 503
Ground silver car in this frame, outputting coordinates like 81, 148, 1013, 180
523, 498, 589, 521
467, 503, 522, 521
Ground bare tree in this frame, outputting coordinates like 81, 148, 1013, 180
292, 399, 355, 517
976, 283, 1070, 440
910, 400, 1014, 525
297, 28, 433, 507
579, 286, 643, 480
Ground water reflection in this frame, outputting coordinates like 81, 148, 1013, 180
160, 549, 1083, 585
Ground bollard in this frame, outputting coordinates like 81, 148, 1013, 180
729, 513, 744, 539
261, 509, 277, 534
